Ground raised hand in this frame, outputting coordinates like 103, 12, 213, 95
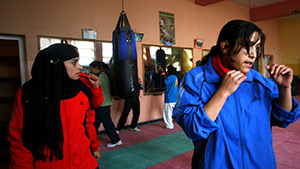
88, 74, 99, 88
204, 70, 247, 121
265, 64, 293, 88
219, 70, 247, 97
266, 64, 293, 111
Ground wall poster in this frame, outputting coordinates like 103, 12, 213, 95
159, 11, 175, 45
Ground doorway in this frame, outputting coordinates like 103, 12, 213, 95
0, 35, 26, 167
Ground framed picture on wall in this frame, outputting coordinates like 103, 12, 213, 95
82, 28, 97, 40
194, 38, 204, 49
159, 11, 175, 45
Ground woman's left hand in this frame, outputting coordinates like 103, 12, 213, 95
89, 74, 100, 88
266, 64, 293, 88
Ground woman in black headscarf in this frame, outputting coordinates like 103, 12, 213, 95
8, 43, 101, 169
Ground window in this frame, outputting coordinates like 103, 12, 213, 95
39, 36, 113, 67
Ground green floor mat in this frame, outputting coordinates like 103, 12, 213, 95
98, 131, 193, 169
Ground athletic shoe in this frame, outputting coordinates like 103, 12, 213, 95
129, 127, 140, 132
163, 126, 174, 129
106, 140, 122, 148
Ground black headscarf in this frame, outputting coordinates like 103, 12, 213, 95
21, 44, 87, 162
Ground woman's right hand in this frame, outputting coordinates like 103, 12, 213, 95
219, 70, 247, 97
93, 150, 101, 160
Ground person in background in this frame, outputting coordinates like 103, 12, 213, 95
144, 63, 154, 93
163, 65, 178, 129
89, 61, 122, 148
116, 78, 144, 133
173, 20, 300, 169
79, 71, 104, 109
8, 44, 101, 169
152, 63, 166, 92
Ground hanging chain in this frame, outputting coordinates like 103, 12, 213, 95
249, 0, 251, 21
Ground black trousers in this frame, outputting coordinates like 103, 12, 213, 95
116, 95, 140, 130
192, 139, 208, 169
94, 106, 120, 144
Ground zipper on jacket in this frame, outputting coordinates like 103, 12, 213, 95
234, 93, 245, 169
62, 100, 72, 169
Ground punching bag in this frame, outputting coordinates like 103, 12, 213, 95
112, 11, 139, 98
155, 48, 166, 71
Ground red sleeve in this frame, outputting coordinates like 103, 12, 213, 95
86, 108, 100, 152
90, 85, 103, 108
79, 72, 104, 108
7, 89, 35, 169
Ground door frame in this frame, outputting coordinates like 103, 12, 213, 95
0, 34, 26, 84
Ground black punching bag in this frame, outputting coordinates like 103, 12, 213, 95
111, 11, 139, 98
155, 48, 166, 71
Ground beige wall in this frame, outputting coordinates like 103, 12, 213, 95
280, 16, 300, 75
0, 0, 283, 128
256, 20, 281, 63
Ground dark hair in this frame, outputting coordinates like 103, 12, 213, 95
100, 62, 110, 71
157, 63, 164, 69
89, 61, 103, 71
167, 65, 177, 76
201, 20, 265, 65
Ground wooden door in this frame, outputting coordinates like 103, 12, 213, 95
0, 39, 21, 166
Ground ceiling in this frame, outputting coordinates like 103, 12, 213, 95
194, 0, 300, 21
229, 0, 286, 8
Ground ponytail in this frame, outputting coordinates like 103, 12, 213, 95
200, 45, 220, 65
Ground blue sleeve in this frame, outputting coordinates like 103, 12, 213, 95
173, 71, 218, 141
272, 98, 300, 127
265, 78, 300, 127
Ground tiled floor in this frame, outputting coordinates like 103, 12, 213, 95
97, 121, 183, 154
98, 121, 191, 169
273, 107, 300, 169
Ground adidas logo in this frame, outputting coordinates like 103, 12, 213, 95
251, 96, 260, 102
80, 101, 85, 105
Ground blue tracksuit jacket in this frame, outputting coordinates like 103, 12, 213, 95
173, 57, 300, 169
164, 75, 178, 103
